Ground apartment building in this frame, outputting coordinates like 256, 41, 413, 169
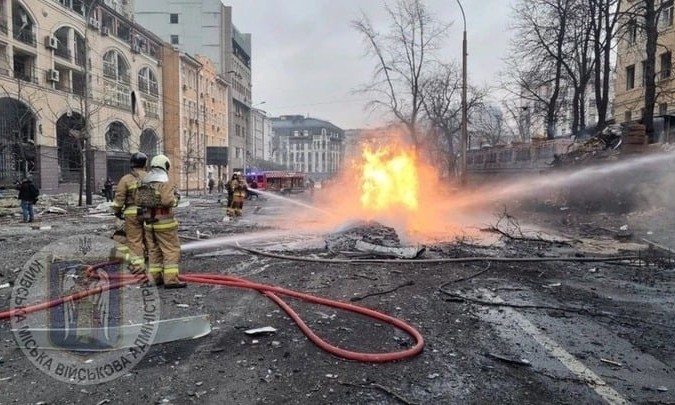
615, 0, 675, 142
0, 0, 164, 192
271, 115, 345, 180
129, 0, 251, 177
161, 47, 229, 192
250, 107, 272, 163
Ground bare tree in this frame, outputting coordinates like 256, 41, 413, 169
181, 130, 204, 196
352, 0, 450, 149
471, 104, 510, 147
619, 0, 672, 139
421, 63, 485, 176
509, 0, 574, 139
502, 99, 533, 142
590, 0, 622, 132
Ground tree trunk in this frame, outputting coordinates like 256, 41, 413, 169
644, 0, 658, 141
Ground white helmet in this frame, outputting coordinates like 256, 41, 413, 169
150, 154, 171, 171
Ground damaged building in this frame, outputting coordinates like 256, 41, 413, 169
0, 0, 164, 193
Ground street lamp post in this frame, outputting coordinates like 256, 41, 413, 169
456, 0, 468, 186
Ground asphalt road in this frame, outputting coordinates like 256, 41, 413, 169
0, 193, 673, 404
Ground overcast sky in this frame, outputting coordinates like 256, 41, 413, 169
224, 0, 515, 129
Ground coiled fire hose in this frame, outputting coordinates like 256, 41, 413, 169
0, 261, 425, 363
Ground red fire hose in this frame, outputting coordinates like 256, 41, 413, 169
0, 267, 425, 363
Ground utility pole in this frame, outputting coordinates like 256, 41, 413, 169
83, 0, 101, 205
456, 0, 468, 186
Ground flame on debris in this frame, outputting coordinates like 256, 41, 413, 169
358, 145, 419, 213
296, 136, 477, 243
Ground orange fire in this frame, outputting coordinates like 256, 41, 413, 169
358, 145, 419, 213
277, 135, 482, 243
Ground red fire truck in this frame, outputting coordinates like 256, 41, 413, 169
246, 171, 306, 195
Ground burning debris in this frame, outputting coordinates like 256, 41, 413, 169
325, 221, 425, 259
326, 221, 401, 252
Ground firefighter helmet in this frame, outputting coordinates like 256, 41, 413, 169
150, 154, 171, 171
130, 152, 148, 168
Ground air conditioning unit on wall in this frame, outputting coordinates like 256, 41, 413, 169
89, 18, 100, 30
47, 69, 60, 83
45, 35, 58, 50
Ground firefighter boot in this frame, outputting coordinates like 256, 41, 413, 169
148, 266, 164, 286
163, 272, 187, 289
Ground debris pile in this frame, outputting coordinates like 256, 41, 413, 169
325, 221, 425, 259
325, 221, 401, 252
551, 125, 623, 168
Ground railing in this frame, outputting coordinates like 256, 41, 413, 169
103, 80, 132, 111
13, 24, 36, 46
55, 46, 72, 61
142, 98, 160, 119
74, 51, 85, 67
103, 62, 116, 79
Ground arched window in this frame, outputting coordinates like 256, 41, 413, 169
103, 50, 131, 109
138, 67, 159, 97
12, 1, 36, 46
0, 97, 36, 179
52, 26, 86, 66
56, 112, 84, 183
102, 50, 130, 84
105, 121, 130, 152
140, 129, 159, 157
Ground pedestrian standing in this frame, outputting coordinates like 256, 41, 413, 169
16, 178, 39, 223
208, 177, 215, 194
111, 152, 148, 270
104, 178, 114, 202
137, 155, 186, 289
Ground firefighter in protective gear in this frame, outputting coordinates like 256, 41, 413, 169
225, 173, 247, 217
138, 154, 186, 289
111, 152, 148, 269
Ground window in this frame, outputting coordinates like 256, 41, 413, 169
170, 13, 179, 24
628, 18, 638, 43
171, 35, 179, 45
624, 110, 632, 122
662, 0, 674, 27
661, 51, 672, 79
138, 67, 159, 96
626, 65, 636, 90
660, 102, 669, 115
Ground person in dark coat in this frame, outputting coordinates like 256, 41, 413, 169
104, 178, 114, 202
16, 178, 39, 223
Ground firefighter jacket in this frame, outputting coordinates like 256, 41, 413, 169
112, 169, 147, 217
138, 168, 180, 230
227, 179, 248, 198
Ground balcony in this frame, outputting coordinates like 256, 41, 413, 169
13, 24, 36, 46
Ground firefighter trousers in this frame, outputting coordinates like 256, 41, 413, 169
120, 214, 145, 269
144, 219, 181, 279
